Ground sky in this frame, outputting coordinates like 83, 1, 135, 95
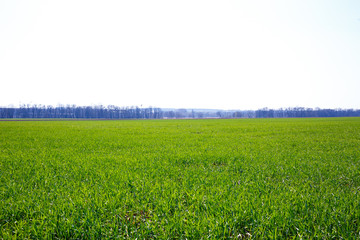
0, 0, 359, 110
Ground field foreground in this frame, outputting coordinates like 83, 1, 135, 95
1, 118, 360, 239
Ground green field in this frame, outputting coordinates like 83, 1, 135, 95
1, 118, 360, 239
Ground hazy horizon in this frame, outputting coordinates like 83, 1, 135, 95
1, 1, 359, 110
1, 103, 359, 112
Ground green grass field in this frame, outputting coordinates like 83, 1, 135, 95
1, 118, 360, 239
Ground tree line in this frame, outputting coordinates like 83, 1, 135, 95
0, 105, 162, 119
0, 105, 359, 119
252, 107, 360, 118
167, 108, 360, 119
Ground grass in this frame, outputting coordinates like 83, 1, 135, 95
1, 118, 360, 239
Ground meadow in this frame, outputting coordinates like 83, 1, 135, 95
0, 118, 359, 239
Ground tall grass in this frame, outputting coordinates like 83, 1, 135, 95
1, 118, 360, 239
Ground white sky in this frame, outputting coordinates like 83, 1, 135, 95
1, 1, 359, 110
